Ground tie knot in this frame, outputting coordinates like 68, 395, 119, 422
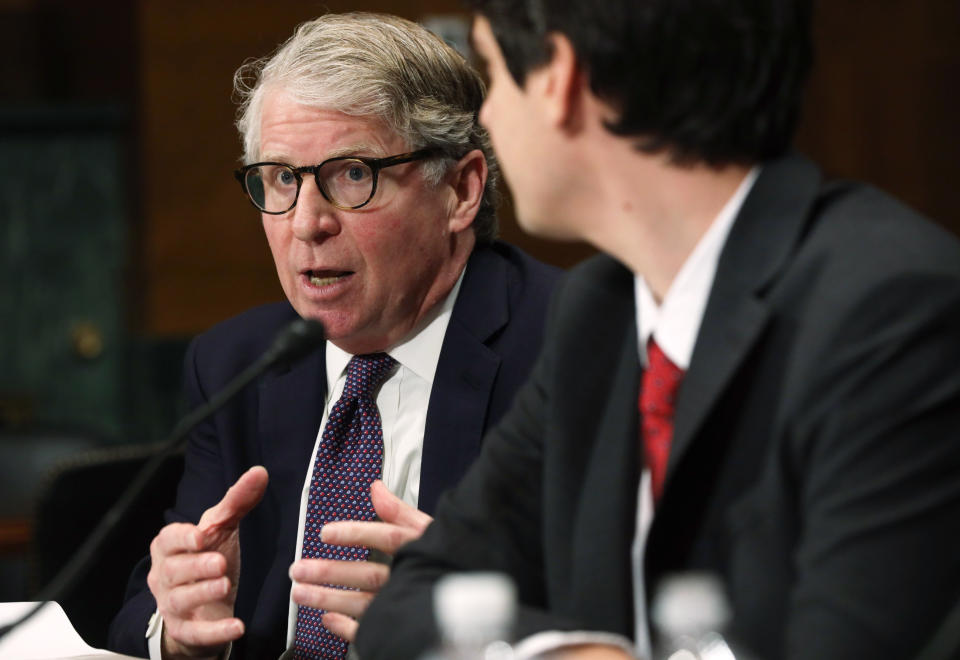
344, 352, 396, 398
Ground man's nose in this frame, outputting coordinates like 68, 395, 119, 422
290, 181, 341, 241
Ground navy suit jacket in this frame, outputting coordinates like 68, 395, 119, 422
358, 155, 960, 660
108, 242, 561, 659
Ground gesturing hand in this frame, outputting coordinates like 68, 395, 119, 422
147, 466, 269, 659
289, 479, 432, 642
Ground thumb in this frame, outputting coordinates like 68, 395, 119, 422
199, 465, 269, 532
370, 480, 432, 532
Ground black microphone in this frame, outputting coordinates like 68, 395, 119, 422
0, 318, 325, 641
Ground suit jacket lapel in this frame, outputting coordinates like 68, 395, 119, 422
666, 155, 823, 491
258, 343, 327, 546
419, 248, 508, 515
573, 288, 641, 635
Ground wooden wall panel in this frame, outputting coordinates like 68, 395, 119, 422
796, 0, 960, 232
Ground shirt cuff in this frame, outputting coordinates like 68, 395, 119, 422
146, 611, 163, 660
145, 611, 233, 660
512, 630, 638, 659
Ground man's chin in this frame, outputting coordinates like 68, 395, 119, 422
292, 310, 347, 341
321, 323, 393, 356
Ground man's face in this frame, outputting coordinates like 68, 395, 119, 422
258, 89, 467, 354
471, 17, 560, 238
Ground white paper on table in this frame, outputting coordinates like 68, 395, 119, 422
0, 601, 135, 659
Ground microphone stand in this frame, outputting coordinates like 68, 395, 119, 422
0, 318, 325, 641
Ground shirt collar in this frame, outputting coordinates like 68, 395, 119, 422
635, 167, 760, 369
325, 266, 466, 392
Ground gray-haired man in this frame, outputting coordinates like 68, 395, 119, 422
109, 12, 560, 660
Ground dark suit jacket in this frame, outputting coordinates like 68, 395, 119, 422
108, 242, 561, 659
358, 155, 960, 660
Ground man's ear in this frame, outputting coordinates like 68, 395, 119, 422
446, 149, 487, 233
536, 32, 582, 129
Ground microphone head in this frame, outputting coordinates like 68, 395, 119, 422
264, 318, 326, 368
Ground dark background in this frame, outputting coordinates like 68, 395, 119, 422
0, 0, 957, 646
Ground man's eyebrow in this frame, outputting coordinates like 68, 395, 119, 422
259, 143, 381, 165
324, 143, 379, 159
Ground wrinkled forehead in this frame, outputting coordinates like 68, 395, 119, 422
257, 87, 407, 163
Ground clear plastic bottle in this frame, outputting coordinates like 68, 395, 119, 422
420, 572, 517, 660
651, 572, 750, 660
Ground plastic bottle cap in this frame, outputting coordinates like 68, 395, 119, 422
652, 572, 732, 640
434, 572, 517, 645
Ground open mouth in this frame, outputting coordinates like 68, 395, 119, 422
306, 270, 352, 287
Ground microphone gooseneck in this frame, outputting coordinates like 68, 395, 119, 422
260, 317, 327, 367
0, 318, 325, 641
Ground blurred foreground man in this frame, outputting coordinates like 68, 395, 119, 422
108, 12, 559, 660
357, 1, 960, 659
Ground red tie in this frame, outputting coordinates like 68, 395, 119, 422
639, 338, 684, 503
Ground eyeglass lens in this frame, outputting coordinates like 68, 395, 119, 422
244, 159, 375, 212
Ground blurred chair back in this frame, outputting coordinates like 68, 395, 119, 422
30, 442, 183, 649
0, 430, 101, 601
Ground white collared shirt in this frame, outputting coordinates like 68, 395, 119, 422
634, 167, 760, 369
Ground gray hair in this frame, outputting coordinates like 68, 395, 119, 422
234, 12, 499, 243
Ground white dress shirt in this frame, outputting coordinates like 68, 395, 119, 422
514, 167, 759, 660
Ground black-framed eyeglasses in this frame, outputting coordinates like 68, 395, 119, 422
233, 149, 438, 214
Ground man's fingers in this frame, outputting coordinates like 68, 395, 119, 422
540, 645, 635, 659
163, 615, 245, 652
153, 551, 227, 590
290, 558, 390, 592
198, 466, 269, 532
318, 482, 431, 552
321, 612, 359, 644
163, 576, 232, 616
150, 523, 204, 559
291, 582, 373, 620
320, 519, 420, 554
369, 480, 432, 531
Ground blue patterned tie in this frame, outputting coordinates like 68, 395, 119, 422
294, 352, 396, 659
